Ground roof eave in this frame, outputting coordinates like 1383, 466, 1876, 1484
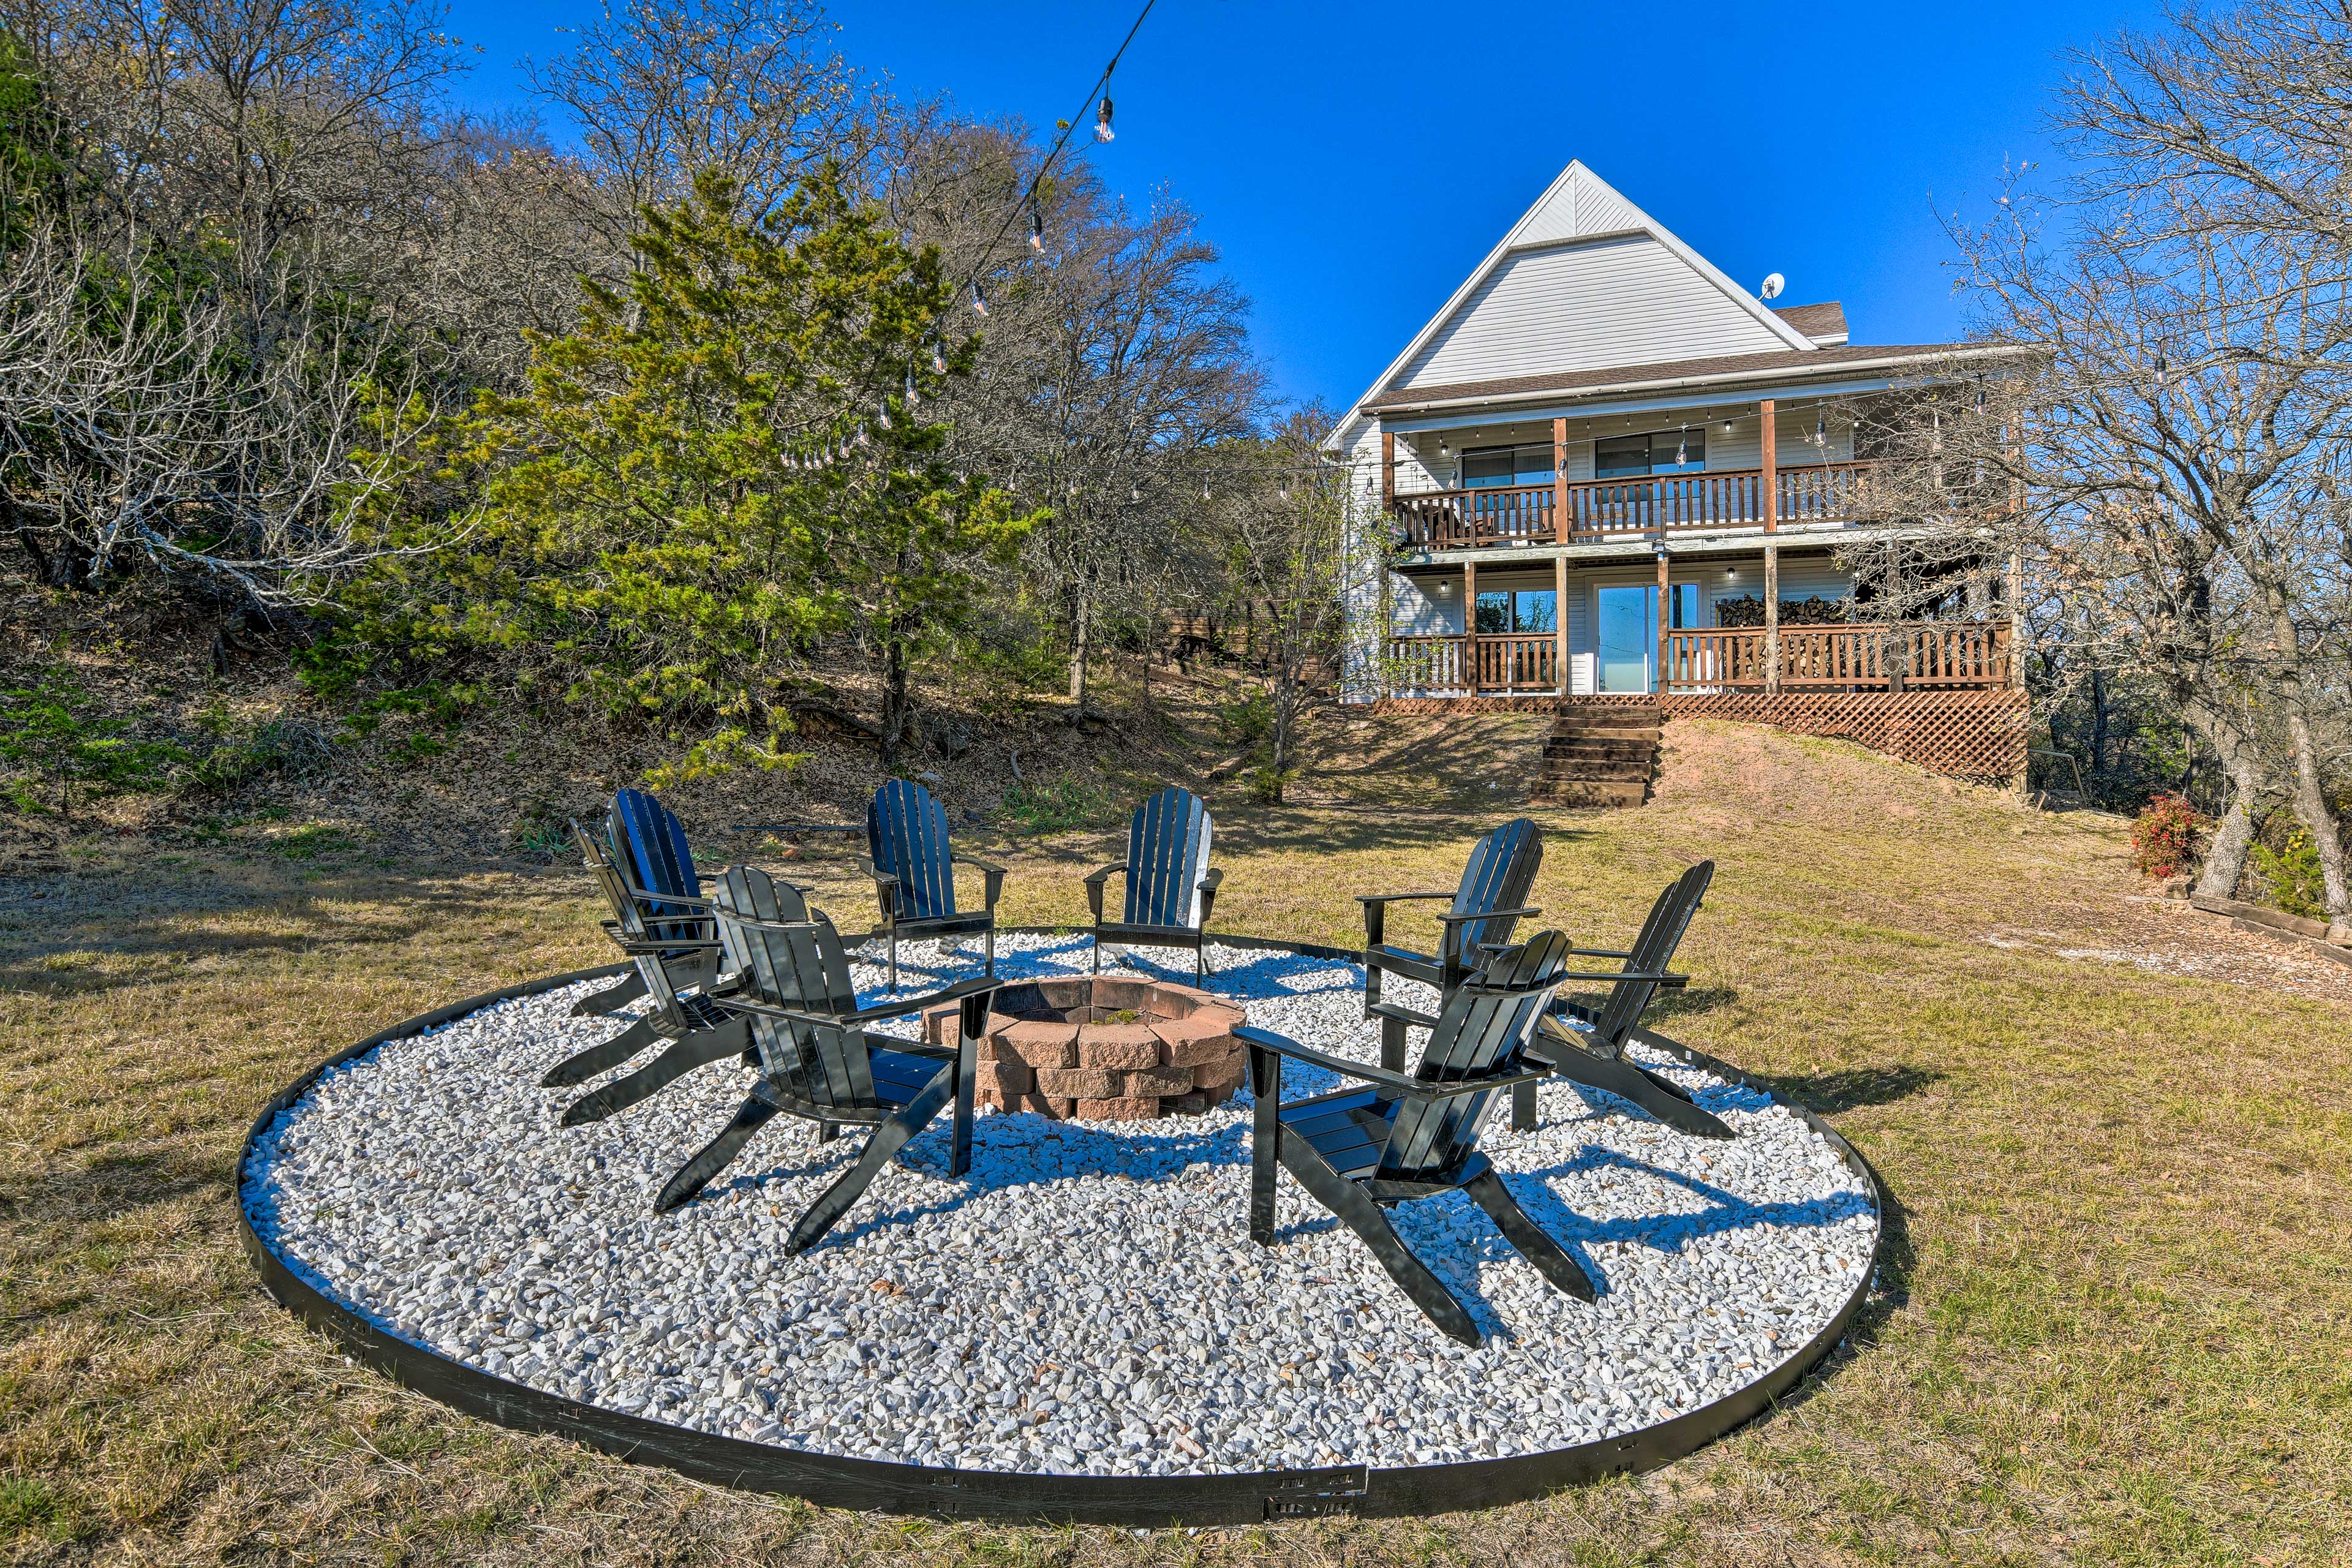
1361, 344, 2027, 419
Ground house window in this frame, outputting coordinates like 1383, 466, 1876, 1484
1461, 443, 1557, 489
1595, 429, 1707, 477
1474, 589, 1558, 634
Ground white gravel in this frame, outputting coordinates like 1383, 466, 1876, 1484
242, 933, 1877, 1477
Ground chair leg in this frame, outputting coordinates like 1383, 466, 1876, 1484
541, 1013, 661, 1088
984, 924, 995, 979
1512, 1079, 1537, 1133
560, 1017, 752, 1126
1380, 1014, 1409, 1075
654, 1093, 782, 1212
1250, 1072, 1278, 1247
1464, 1168, 1596, 1303
887, 929, 899, 992
1545, 1047, 1735, 1140
819, 1121, 840, 1144
1278, 1140, 1480, 1346
788, 1068, 956, 1253
570, 972, 646, 1017
1091, 933, 1100, 975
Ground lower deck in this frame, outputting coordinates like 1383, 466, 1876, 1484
1379, 552, 2015, 697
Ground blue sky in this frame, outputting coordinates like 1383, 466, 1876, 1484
438, 0, 2160, 408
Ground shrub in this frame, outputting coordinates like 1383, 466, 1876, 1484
1000, 777, 1125, 835
0, 667, 186, 818
2252, 826, 2324, 920
186, 714, 336, 793
2129, 792, 2205, 880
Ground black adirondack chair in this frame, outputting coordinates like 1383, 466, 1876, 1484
567, 789, 713, 1020
861, 779, 1005, 990
1517, 862, 1733, 1140
1359, 816, 1544, 1071
1243, 930, 1594, 1346
655, 866, 1001, 1250
540, 824, 787, 1123
1084, 786, 1224, 984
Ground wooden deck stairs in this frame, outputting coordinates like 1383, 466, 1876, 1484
1529, 703, 1661, 809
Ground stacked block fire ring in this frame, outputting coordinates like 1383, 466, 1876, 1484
238, 932, 1884, 1525
941, 975, 1248, 1121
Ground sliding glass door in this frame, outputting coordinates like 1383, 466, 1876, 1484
1597, 585, 1654, 693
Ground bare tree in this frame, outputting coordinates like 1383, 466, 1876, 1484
0, 228, 425, 604
525, 0, 873, 255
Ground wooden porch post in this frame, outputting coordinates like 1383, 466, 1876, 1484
1655, 549, 1670, 695
1760, 399, 1781, 694
1461, 558, 1476, 692
1553, 553, 1569, 695
2006, 548, 2025, 690
1552, 416, 1570, 545
1380, 430, 1395, 509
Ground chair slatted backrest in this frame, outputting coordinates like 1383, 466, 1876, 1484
1585, 861, 1713, 1054
612, 788, 703, 946
1379, 930, 1572, 1180
709, 865, 876, 1112
867, 780, 957, 921
1450, 818, 1542, 962
1124, 787, 1213, 929
577, 823, 695, 1020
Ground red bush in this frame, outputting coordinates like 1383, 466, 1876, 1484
2130, 793, 2206, 880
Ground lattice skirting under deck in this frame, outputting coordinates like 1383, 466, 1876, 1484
1365, 690, 2031, 783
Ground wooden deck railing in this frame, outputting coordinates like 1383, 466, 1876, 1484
1386, 633, 1562, 695
1387, 619, 2011, 696
1662, 622, 2012, 692
1390, 461, 1879, 551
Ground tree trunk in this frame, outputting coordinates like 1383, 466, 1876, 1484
2089, 664, 2109, 778
2183, 696, 2277, 902
2282, 707, 2350, 920
879, 635, 910, 769
1068, 592, 1091, 709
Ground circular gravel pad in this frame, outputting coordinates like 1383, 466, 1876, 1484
242, 935, 1877, 1489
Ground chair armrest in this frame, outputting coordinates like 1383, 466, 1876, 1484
953, 854, 1006, 913
732, 975, 1003, 1032
614, 935, 724, 957
857, 856, 901, 919
1354, 891, 1458, 906
1236, 1025, 1547, 1101
1550, 970, 1687, 987
1570, 946, 1634, 959
1084, 862, 1128, 924
1438, 903, 1540, 927
1197, 865, 1224, 925
611, 872, 714, 912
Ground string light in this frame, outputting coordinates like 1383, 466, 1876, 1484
1675, 427, 1687, 466
971, 282, 988, 317
932, 344, 948, 374
2154, 351, 2168, 388
905, 368, 919, 404
1130, 484, 1141, 502
1202, 480, 1211, 500
1095, 94, 1115, 143
1028, 205, 1045, 253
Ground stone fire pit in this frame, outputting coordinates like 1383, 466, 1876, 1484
921, 974, 1247, 1121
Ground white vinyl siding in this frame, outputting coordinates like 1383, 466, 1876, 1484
1398, 235, 1793, 391
1515, 165, 1647, 246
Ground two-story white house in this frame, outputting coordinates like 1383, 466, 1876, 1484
1327, 161, 2027, 785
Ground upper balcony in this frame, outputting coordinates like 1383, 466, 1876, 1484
1388, 460, 1880, 552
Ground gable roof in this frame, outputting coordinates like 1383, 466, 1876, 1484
1773, 301, 1849, 346
1332, 162, 1815, 449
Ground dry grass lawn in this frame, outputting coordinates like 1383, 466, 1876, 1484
3, 714, 2349, 1566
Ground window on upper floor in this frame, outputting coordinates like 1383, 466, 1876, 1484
1595, 429, 1706, 478
1460, 443, 1556, 489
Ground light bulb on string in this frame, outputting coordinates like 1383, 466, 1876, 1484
2154, 351, 2168, 389
970, 283, 988, 317
932, 344, 947, 375
1278, 482, 1289, 501
1028, 205, 1044, 254
1814, 415, 1826, 445
1130, 484, 1140, 502
904, 368, 919, 405
1675, 428, 1687, 466
877, 405, 891, 431
1202, 480, 1211, 501
1094, 95, 1115, 143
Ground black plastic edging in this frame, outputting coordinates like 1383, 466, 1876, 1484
238, 932, 1887, 1526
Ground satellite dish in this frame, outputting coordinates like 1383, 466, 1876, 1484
1760, 273, 1785, 300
